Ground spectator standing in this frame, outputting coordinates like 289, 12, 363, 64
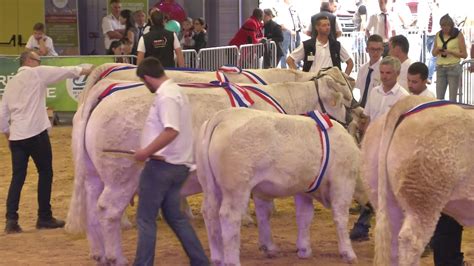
229, 8, 264, 47
102, 0, 125, 51
263, 9, 284, 65
180, 17, 195, 50
119, 9, 138, 58
25, 23, 58, 56
276, 0, 304, 68
389, 35, 411, 91
192, 18, 207, 52
365, 0, 396, 56
136, 11, 184, 67
287, 16, 353, 75
134, 10, 147, 49
133, 57, 209, 266
418, 0, 441, 83
0, 51, 92, 234
432, 14, 467, 102
307, 0, 342, 40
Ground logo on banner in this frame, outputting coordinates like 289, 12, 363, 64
66, 75, 87, 101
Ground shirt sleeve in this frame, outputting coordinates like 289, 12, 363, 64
366, 15, 375, 32
46, 37, 58, 56
25, 35, 35, 49
157, 96, 181, 132
289, 42, 305, 62
35, 66, 82, 86
173, 32, 180, 49
137, 36, 145, 53
0, 97, 10, 134
102, 16, 114, 35
339, 44, 351, 62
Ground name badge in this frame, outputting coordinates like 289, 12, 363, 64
307, 55, 315, 61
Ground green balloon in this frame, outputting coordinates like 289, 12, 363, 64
165, 20, 181, 34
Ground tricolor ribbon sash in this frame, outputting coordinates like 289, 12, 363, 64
217, 65, 268, 85
306, 110, 333, 193
99, 65, 137, 79
98, 82, 144, 101
178, 81, 254, 108
402, 100, 452, 118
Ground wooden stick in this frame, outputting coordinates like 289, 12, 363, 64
102, 149, 165, 161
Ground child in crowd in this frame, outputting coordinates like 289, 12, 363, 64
180, 17, 195, 50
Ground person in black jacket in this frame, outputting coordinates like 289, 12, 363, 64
192, 18, 207, 52
263, 9, 284, 67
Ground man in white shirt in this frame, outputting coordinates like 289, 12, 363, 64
389, 35, 411, 92
275, 0, 303, 68
0, 51, 92, 234
25, 23, 58, 56
287, 16, 353, 75
355, 34, 384, 107
407, 62, 436, 97
133, 57, 209, 266
363, 55, 409, 128
102, 0, 125, 51
365, 0, 396, 56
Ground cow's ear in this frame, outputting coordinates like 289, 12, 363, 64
329, 91, 342, 106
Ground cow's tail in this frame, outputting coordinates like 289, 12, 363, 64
374, 96, 431, 265
196, 111, 230, 215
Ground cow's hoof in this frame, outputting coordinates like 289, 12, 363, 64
259, 244, 279, 258
297, 247, 312, 259
340, 251, 357, 264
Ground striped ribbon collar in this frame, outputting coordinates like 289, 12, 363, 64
99, 65, 137, 79
305, 110, 333, 193
98, 82, 144, 102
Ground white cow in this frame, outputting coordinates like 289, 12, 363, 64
196, 108, 361, 265
362, 96, 474, 266
66, 66, 355, 265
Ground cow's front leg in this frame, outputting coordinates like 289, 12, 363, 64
294, 194, 314, 259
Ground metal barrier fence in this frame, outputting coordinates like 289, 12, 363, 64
182, 41, 277, 71
459, 60, 474, 105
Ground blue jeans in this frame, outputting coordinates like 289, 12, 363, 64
436, 64, 462, 102
426, 35, 437, 81
134, 160, 209, 266
280, 30, 292, 68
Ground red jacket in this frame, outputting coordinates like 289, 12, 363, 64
229, 16, 263, 47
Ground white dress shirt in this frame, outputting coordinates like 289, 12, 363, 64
355, 58, 382, 100
363, 82, 409, 121
398, 58, 412, 92
140, 79, 194, 168
366, 13, 395, 42
289, 39, 351, 73
417, 88, 436, 98
0, 66, 82, 140
102, 14, 125, 49
25, 35, 58, 56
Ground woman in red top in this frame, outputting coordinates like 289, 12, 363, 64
229, 8, 264, 46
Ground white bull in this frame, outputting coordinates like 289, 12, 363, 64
66, 66, 354, 265
362, 96, 474, 266
196, 108, 361, 265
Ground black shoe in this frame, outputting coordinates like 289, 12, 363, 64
5, 220, 22, 234
36, 217, 65, 229
350, 222, 370, 241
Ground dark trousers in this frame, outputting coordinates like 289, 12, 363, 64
6, 130, 53, 221
432, 213, 464, 266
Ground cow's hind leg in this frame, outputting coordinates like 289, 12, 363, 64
254, 196, 279, 257
201, 182, 225, 265
328, 178, 357, 263
294, 194, 314, 259
97, 183, 137, 265
220, 189, 252, 266
84, 172, 106, 264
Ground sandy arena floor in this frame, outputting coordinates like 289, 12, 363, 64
0, 126, 472, 265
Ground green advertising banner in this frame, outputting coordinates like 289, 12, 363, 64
108, 0, 148, 12
0, 56, 121, 112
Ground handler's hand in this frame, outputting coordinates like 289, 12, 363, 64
134, 149, 149, 161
